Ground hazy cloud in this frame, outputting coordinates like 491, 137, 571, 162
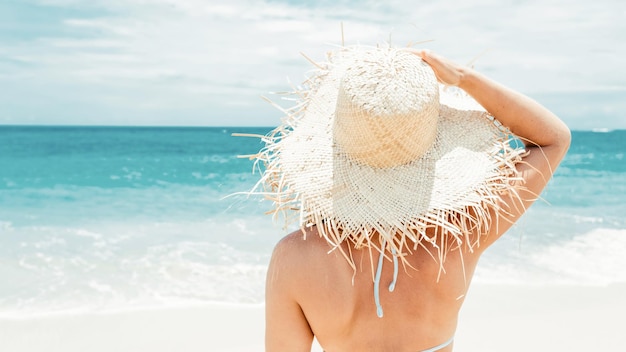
0, 0, 624, 128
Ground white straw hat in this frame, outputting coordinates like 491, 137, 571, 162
243, 45, 525, 274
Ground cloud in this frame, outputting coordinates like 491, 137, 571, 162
0, 0, 625, 128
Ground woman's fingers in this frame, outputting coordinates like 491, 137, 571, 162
403, 48, 464, 86
419, 51, 462, 86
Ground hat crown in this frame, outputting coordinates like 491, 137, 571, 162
333, 49, 440, 168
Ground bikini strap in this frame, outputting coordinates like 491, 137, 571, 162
420, 336, 454, 352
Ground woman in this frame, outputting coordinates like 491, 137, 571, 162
260, 47, 571, 351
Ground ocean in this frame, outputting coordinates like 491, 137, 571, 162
0, 126, 625, 317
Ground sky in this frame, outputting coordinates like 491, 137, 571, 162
0, 0, 624, 129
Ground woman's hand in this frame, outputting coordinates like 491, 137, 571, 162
406, 49, 465, 86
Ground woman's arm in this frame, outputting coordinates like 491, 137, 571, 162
265, 235, 315, 351
415, 50, 571, 246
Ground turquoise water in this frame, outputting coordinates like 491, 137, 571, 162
0, 126, 625, 316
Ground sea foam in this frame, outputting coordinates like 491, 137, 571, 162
475, 228, 626, 286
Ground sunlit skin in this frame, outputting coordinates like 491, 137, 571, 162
265, 50, 571, 352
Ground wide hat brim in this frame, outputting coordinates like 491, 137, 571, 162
254, 46, 525, 263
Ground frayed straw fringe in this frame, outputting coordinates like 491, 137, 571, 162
238, 45, 529, 283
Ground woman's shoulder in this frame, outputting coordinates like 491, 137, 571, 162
275, 226, 327, 248
267, 227, 335, 291
271, 227, 326, 261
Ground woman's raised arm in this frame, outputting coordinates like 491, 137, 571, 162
415, 50, 571, 246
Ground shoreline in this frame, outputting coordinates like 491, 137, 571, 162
1, 283, 624, 351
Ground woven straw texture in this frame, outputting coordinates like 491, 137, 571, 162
250, 45, 526, 273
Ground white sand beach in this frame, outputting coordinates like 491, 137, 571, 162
1, 284, 624, 352
455, 284, 626, 351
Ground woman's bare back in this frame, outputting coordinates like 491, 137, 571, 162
268, 226, 483, 352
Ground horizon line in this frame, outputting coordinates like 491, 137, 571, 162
0, 124, 621, 133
